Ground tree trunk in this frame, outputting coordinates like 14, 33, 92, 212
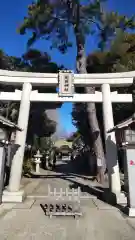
75, 31, 106, 183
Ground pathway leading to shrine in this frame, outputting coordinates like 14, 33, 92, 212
25, 157, 100, 199
0, 157, 135, 239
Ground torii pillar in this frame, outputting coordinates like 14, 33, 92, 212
102, 83, 126, 204
2, 82, 32, 202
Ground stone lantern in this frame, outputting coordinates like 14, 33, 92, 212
108, 114, 135, 217
33, 150, 42, 174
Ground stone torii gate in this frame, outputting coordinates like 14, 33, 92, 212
0, 69, 134, 203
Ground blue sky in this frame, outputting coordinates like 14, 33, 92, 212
0, 0, 134, 134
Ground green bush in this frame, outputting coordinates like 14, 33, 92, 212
22, 157, 33, 175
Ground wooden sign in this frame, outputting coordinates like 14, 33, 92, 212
58, 70, 74, 97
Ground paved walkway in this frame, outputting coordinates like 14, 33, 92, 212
0, 158, 135, 239
1, 198, 135, 240
24, 158, 107, 198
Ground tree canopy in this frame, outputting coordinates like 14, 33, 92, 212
0, 48, 63, 145
87, 32, 135, 74
0, 48, 63, 73
87, 32, 135, 124
18, 1, 135, 53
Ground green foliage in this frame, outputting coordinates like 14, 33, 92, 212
98, 12, 135, 50
72, 102, 92, 147
18, 0, 106, 53
87, 32, 135, 74
0, 49, 61, 144
0, 49, 30, 71
0, 48, 63, 74
87, 32, 135, 73
40, 136, 54, 151
22, 156, 33, 175
87, 32, 135, 125
27, 109, 57, 144
23, 48, 64, 72
18, 1, 135, 55
32, 134, 54, 152
0, 102, 19, 123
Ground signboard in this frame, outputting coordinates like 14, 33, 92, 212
130, 160, 135, 166
126, 148, 135, 210
58, 70, 74, 97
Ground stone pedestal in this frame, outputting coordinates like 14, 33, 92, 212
103, 191, 127, 205
2, 190, 25, 203
124, 207, 135, 217
34, 160, 41, 174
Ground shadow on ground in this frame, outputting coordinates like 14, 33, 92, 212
24, 157, 126, 213
25, 157, 97, 182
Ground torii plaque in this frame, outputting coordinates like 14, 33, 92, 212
58, 70, 74, 97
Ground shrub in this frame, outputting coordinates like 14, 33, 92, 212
22, 157, 33, 175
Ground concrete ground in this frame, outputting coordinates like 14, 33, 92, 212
0, 157, 135, 240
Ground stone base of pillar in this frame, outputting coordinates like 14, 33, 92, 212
2, 190, 25, 203
103, 191, 127, 205
116, 192, 127, 205
123, 207, 135, 217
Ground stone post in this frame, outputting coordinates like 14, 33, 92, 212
101, 84, 125, 204
2, 83, 32, 202
33, 150, 42, 174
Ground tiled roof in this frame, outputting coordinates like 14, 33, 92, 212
108, 114, 135, 133
0, 115, 22, 131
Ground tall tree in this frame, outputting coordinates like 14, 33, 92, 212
18, 0, 135, 180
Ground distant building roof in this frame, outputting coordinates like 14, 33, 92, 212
0, 115, 22, 131
108, 114, 135, 133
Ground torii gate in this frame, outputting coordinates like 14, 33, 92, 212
0, 69, 134, 203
